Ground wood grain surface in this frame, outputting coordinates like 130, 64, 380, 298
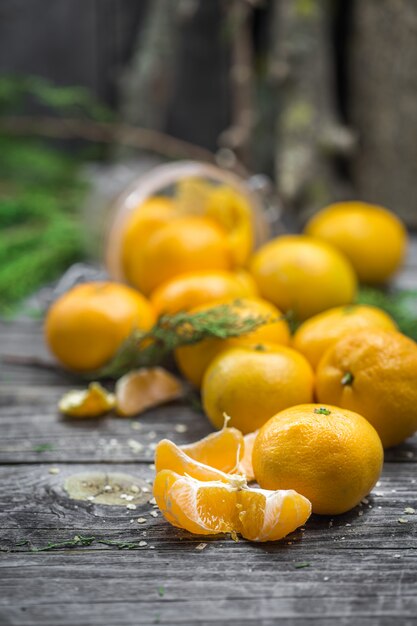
1, 241, 417, 625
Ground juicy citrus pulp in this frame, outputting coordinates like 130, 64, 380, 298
153, 469, 311, 541
155, 439, 246, 486
58, 382, 115, 418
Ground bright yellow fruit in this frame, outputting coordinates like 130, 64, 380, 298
45, 282, 155, 372
129, 215, 232, 295
176, 298, 291, 388
304, 201, 407, 284
58, 382, 115, 418
121, 196, 176, 288
202, 344, 314, 434
150, 270, 257, 316
206, 184, 254, 266
315, 328, 417, 448
249, 235, 357, 321
253, 404, 383, 515
293, 304, 397, 369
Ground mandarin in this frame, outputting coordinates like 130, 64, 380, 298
45, 282, 155, 372
202, 344, 314, 433
175, 298, 291, 387
150, 270, 257, 316
293, 304, 397, 369
249, 235, 357, 320
315, 328, 417, 448
305, 201, 407, 284
253, 404, 383, 515
128, 215, 232, 295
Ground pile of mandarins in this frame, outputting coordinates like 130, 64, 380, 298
45, 179, 417, 541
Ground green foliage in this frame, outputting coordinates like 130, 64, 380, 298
92, 301, 271, 379
357, 287, 417, 341
0, 137, 87, 314
0, 74, 112, 121
0, 75, 115, 315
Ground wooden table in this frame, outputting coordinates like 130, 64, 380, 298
1, 240, 417, 626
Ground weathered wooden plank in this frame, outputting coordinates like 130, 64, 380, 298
1, 594, 417, 626
0, 462, 415, 536
0, 392, 209, 463
1, 392, 415, 464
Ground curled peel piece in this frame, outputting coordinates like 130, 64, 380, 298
58, 382, 115, 418
115, 367, 183, 417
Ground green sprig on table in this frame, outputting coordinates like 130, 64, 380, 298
357, 287, 417, 341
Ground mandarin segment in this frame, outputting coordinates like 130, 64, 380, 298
154, 439, 246, 486
180, 426, 244, 473
115, 367, 183, 417
58, 382, 115, 418
153, 470, 238, 535
153, 470, 312, 541
237, 488, 311, 542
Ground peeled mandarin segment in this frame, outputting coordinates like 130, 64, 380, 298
58, 382, 115, 418
237, 431, 258, 482
180, 427, 244, 473
237, 488, 312, 542
115, 367, 183, 417
153, 470, 311, 542
154, 439, 246, 485
205, 185, 255, 266
153, 470, 238, 535
153, 469, 185, 528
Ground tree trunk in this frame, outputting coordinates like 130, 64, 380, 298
269, 0, 354, 224
350, 0, 417, 228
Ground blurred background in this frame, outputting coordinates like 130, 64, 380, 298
1, 0, 416, 315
